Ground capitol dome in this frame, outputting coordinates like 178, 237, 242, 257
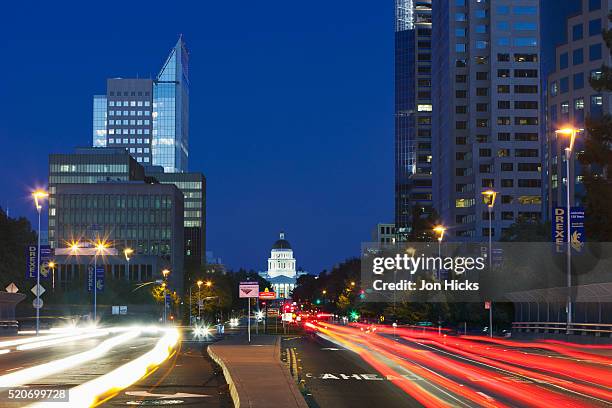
272, 232, 292, 250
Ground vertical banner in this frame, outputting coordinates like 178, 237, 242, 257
39, 246, 52, 279
25, 245, 53, 279
552, 207, 565, 253
552, 206, 585, 253
87, 266, 105, 292
570, 207, 585, 252
26, 246, 37, 279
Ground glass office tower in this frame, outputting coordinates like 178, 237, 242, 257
432, 0, 543, 240
153, 36, 190, 173
395, 0, 434, 240
92, 37, 190, 173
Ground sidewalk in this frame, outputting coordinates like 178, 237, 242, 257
207, 335, 308, 408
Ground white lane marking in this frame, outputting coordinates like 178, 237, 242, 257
125, 391, 210, 399
321, 347, 341, 351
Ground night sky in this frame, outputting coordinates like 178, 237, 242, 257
0, 1, 580, 274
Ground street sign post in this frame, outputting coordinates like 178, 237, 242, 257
239, 282, 259, 343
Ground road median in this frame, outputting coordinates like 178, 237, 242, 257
207, 335, 308, 408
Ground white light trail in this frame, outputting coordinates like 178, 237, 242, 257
29, 327, 180, 408
16, 330, 110, 351
0, 329, 141, 388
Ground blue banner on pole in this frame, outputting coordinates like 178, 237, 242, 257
570, 207, 585, 253
39, 246, 52, 279
552, 207, 566, 253
26, 245, 53, 279
87, 266, 105, 293
552, 207, 585, 253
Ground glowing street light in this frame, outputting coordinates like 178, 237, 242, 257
92, 239, 110, 322
123, 248, 133, 261
432, 225, 446, 280
31, 189, 48, 336
555, 126, 582, 333
206, 280, 212, 287
48, 261, 56, 291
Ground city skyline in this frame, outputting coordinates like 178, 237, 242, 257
0, 1, 394, 275
0, 0, 590, 274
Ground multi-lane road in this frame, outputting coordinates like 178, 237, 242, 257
0, 325, 229, 407
289, 321, 612, 408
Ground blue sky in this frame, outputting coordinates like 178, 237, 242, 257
0, 1, 580, 274
0, 1, 394, 274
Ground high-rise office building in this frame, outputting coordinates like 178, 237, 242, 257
48, 148, 185, 292
432, 0, 543, 240
92, 37, 189, 173
395, 0, 433, 240
546, 0, 611, 216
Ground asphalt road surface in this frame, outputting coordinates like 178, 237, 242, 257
0, 326, 231, 408
290, 322, 612, 408
283, 333, 423, 408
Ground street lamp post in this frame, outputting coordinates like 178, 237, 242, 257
32, 190, 48, 336
555, 127, 581, 333
48, 261, 56, 292
123, 247, 133, 281
433, 225, 446, 280
162, 269, 170, 324
482, 189, 497, 338
197, 280, 203, 321
92, 239, 109, 323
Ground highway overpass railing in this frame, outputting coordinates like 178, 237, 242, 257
512, 321, 612, 337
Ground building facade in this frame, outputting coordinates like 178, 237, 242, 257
259, 232, 307, 299
395, 0, 434, 239
432, 0, 543, 240
48, 148, 145, 249
546, 0, 611, 216
52, 182, 184, 292
92, 37, 189, 173
372, 223, 396, 244
147, 169, 206, 266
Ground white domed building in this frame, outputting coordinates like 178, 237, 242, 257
259, 232, 307, 299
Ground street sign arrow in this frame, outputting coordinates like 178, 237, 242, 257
31, 284, 45, 297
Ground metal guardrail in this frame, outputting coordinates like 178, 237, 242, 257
513, 321, 612, 336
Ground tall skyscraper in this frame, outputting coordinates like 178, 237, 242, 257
432, 0, 543, 240
92, 37, 189, 173
395, 0, 433, 240
546, 0, 611, 217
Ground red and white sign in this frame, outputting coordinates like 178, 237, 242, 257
484, 301, 491, 310
259, 291, 276, 299
239, 282, 260, 298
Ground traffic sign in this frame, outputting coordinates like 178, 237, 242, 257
239, 282, 259, 298
31, 284, 45, 297
259, 291, 276, 300
33, 298, 43, 309
5, 283, 18, 293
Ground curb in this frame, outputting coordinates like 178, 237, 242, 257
207, 337, 308, 408
207, 343, 245, 408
